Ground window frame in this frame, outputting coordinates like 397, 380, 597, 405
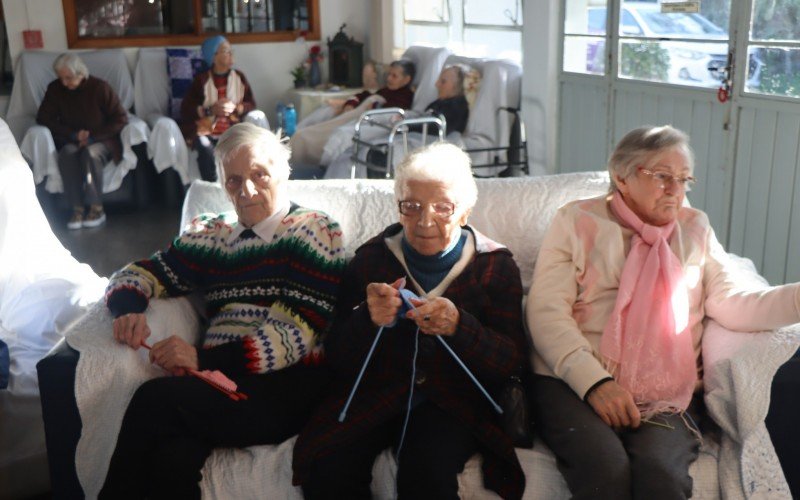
397, 0, 523, 61
62, 0, 321, 48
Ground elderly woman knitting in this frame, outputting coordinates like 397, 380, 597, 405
293, 142, 527, 500
99, 124, 344, 499
527, 125, 800, 499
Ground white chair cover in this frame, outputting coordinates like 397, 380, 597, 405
7, 49, 149, 194
0, 118, 107, 497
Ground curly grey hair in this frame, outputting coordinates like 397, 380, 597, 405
608, 125, 695, 193
53, 52, 90, 79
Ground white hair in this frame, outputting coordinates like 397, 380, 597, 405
608, 125, 695, 193
214, 123, 292, 183
53, 52, 90, 79
394, 142, 477, 213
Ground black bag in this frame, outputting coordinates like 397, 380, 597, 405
499, 375, 534, 448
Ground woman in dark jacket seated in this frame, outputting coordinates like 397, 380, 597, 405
417, 64, 470, 135
36, 52, 128, 229
293, 142, 527, 500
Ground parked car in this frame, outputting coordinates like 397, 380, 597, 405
587, 2, 761, 87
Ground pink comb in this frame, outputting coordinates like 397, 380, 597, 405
141, 341, 248, 401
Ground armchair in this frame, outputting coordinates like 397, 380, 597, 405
6, 49, 151, 206
38, 172, 799, 498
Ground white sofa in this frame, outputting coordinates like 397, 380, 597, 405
0, 118, 107, 498
55, 173, 799, 499
6, 49, 150, 196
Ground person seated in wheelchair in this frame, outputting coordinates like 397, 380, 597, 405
293, 142, 527, 500
289, 59, 416, 167
179, 35, 257, 182
36, 53, 128, 230
322, 65, 471, 179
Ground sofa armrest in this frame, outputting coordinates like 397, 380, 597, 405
19, 117, 151, 196
42, 297, 201, 498
19, 125, 61, 192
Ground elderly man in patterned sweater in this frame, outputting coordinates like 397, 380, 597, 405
99, 123, 345, 499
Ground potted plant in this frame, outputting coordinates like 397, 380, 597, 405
291, 64, 307, 88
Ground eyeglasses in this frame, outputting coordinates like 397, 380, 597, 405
398, 200, 456, 218
638, 168, 696, 192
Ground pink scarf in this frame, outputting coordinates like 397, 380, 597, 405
600, 192, 696, 416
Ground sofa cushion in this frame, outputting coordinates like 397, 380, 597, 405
166, 48, 205, 121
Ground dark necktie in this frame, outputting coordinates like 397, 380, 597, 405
240, 229, 257, 240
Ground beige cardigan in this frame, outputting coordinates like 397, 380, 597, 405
526, 194, 800, 399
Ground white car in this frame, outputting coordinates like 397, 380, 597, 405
588, 2, 761, 87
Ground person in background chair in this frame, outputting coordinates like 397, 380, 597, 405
527, 125, 800, 499
36, 53, 128, 230
289, 59, 416, 167
323, 65, 470, 179
99, 124, 344, 499
294, 143, 527, 500
180, 35, 256, 182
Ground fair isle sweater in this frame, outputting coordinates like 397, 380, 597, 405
105, 205, 345, 375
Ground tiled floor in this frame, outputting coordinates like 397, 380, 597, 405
42, 198, 182, 279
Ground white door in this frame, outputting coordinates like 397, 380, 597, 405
558, 0, 800, 285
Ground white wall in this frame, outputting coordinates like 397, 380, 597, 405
1, 0, 371, 122
521, 0, 559, 176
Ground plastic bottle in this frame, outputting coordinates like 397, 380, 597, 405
284, 103, 297, 137
275, 102, 285, 133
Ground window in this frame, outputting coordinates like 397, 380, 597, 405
63, 0, 320, 48
745, 0, 800, 99
398, 0, 522, 63
562, 0, 742, 89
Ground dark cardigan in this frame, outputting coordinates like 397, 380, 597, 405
293, 223, 527, 500
36, 76, 128, 162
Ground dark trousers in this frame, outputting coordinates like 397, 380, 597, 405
195, 135, 218, 182
57, 142, 110, 207
533, 376, 701, 500
99, 363, 328, 500
302, 401, 479, 500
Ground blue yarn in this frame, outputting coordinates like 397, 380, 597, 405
396, 328, 420, 460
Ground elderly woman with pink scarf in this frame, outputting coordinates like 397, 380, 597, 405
527, 125, 800, 500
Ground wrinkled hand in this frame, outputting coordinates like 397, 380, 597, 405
406, 297, 459, 336
149, 335, 198, 375
586, 380, 641, 429
112, 313, 151, 349
366, 278, 405, 327
77, 129, 90, 147
213, 98, 236, 117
